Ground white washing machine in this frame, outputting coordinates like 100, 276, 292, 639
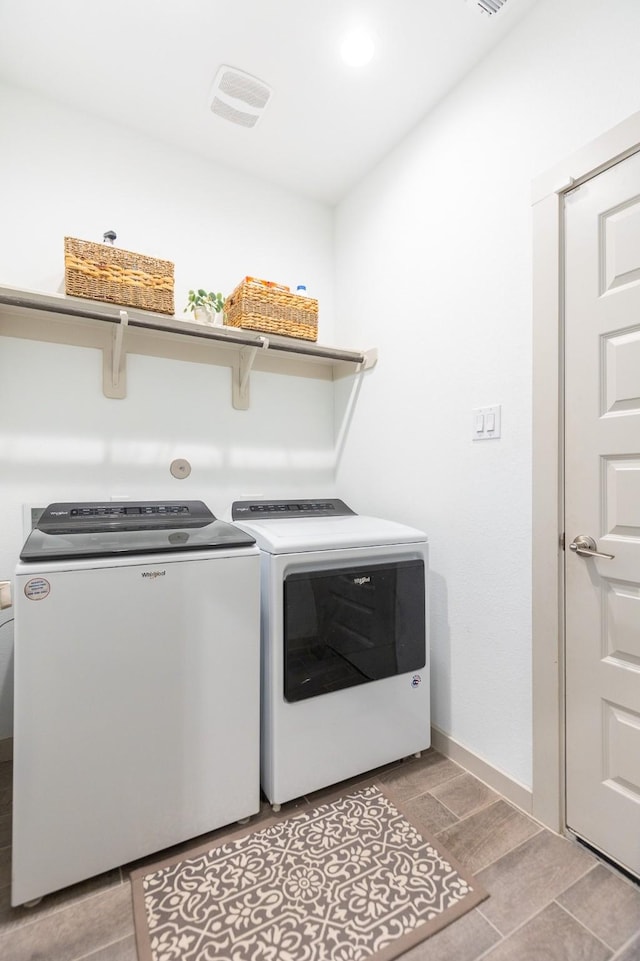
13, 500, 260, 906
232, 498, 430, 809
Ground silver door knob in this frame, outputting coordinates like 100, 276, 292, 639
569, 535, 615, 560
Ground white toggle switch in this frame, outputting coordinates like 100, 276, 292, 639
472, 405, 502, 440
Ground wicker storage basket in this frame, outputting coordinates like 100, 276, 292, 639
64, 237, 175, 315
224, 279, 318, 341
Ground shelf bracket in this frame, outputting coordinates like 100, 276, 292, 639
233, 336, 269, 410
103, 310, 129, 398
360, 348, 378, 372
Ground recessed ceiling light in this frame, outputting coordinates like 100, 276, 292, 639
340, 28, 375, 68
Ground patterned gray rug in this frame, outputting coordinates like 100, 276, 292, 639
130, 783, 488, 961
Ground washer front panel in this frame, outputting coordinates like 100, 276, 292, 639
12, 545, 261, 905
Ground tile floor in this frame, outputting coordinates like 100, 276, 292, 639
1, 750, 639, 961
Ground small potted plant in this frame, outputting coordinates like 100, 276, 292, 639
184, 289, 225, 326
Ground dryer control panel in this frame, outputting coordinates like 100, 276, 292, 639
232, 498, 355, 520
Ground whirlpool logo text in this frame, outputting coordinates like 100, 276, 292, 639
353, 576, 371, 586
141, 570, 166, 579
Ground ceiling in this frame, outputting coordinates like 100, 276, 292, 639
0, 0, 541, 205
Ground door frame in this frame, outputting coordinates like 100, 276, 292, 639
532, 110, 640, 832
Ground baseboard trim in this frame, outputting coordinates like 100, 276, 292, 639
0, 729, 532, 809
431, 726, 533, 815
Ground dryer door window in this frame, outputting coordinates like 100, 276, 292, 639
283, 559, 425, 702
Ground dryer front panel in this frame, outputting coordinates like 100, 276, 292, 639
283, 559, 425, 702
260, 542, 430, 805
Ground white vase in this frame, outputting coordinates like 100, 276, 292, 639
193, 306, 214, 325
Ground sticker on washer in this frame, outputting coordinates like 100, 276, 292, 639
24, 577, 51, 601
411, 674, 422, 688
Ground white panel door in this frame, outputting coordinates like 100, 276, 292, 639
565, 150, 640, 877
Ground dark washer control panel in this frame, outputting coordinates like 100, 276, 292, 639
232, 498, 355, 520
69, 505, 190, 517
37, 501, 214, 533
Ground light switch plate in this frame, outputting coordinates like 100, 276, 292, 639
472, 405, 501, 440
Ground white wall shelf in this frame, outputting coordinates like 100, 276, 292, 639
0, 286, 377, 409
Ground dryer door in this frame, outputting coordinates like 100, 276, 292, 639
283, 559, 425, 702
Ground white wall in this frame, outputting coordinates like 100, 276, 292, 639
335, 0, 640, 788
0, 84, 339, 738
3, 0, 640, 786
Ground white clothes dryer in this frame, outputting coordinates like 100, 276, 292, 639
13, 500, 260, 906
232, 498, 430, 809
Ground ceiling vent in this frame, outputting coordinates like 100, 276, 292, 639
209, 65, 272, 128
475, 0, 508, 13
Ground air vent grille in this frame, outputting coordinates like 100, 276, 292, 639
211, 97, 260, 128
218, 72, 270, 109
477, 0, 508, 13
209, 65, 272, 128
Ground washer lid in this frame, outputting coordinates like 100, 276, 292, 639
20, 500, 256, 561
231, 499, 426, 553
